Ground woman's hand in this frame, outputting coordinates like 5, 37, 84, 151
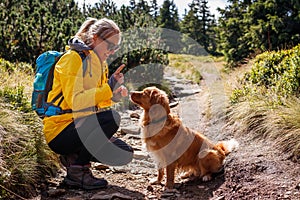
113, 64, 125, 84
112, 85, 128, 102
114, 85, 128, 97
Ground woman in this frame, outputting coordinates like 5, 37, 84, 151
43, 18, 133, 190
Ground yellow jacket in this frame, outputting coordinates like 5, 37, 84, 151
43, 50, 113, 143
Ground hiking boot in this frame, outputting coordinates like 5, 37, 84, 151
63, 164, 108, 190
59, 153, 78, 168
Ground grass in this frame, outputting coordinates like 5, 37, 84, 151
227, 94, 300, 162
0, 59, 58, 199
167, 53, 212, 84
0, 102, 59, 199
225, 47, 300, 162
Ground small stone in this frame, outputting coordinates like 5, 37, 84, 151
134, 150, 149, 159
66, 197, 84, 200
94, 163, 109, 171
296, 182, 300, 190
161, 189, 179, 198
197, 185, 205, 189
214, 196, 225, 200
120, 126, 140, 135
130, 112, 140, 119
148, 195, 157, 199
125, 134, 141, 140
161, 193, 174, 198
169, 101, 179, 108
91, 192, 132, 200
147, 185, 154, 191
47, 188, 66, 197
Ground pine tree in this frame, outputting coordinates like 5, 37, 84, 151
0, 0, 83, 63
216, 0, 251, 67
246, 0, 300, 51
136, 0, 151, 15
150, 0, 159, 20
180, 1, 200, 41
216, 0, 300, 67
197, 0, 214, 51
87, 0, 118, 20
129, 0, 136, 10
180, 0, 216, 54
158, 0, 180, 31
108, 2, 168, 85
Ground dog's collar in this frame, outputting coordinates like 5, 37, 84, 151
150, 116, 167, 124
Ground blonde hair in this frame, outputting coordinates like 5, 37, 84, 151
75, 17, 121, 47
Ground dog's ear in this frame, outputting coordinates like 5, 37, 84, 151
149, 104, 167, 121
149, 88, 170, 114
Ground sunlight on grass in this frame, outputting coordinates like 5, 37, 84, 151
0, 58, 33, 100
228, 90, 300, 162
167, 54, 210, 84
0, 59, 58, 199
167, 54, 225, 85
226, 46, 300, 162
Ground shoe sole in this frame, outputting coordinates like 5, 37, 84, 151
63, 178, 108, 190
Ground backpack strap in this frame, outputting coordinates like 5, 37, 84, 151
44, 53, 65, 106
50, 92, 63, 104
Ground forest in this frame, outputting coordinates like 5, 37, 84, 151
1, 0, 299, 68
0, 0, 300, 199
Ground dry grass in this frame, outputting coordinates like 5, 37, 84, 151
0, 59, 58, 199
227, 86, 300, 162
0, 58, 33, 98
167, 54, 213, 84
223, 53, 300, 162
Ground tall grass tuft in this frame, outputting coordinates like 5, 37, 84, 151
228, 93, 300, 162
0, 103, 58, 199
0, 58, 58, 199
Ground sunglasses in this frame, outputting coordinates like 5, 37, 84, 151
100, 36, 120, 51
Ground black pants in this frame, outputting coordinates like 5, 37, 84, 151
48, 109, 133, 166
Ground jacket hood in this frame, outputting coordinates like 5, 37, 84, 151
68, 37, 91, 51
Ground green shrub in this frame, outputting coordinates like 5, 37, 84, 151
0, 58, 33, 75
231, 44, 300, 103
0, 86, 31, 112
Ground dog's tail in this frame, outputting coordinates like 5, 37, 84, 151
215, 139, 239, 155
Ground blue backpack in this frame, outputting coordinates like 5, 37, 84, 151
31, 50, 87, 118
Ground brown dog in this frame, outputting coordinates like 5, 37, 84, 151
130, 86, 238, 189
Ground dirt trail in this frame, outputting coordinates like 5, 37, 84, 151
42, 65, 300, 200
